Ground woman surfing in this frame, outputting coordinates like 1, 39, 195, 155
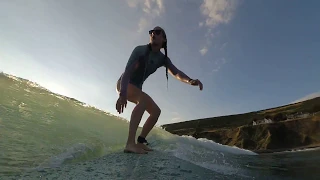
116, 26, 203, 154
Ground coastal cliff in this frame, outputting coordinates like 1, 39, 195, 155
161, 97, 320, 153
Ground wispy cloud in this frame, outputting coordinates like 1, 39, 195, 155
208, 57, 226, 74
171, 111, 183, 123
291, 92, 320, 104
127, 0, 140, 8
200, 0, 237, 28
200, 46, 208, 55
198, 0, 238, 55
220, 42, 228, 50
127, 0, 165, 33
138, 17, 148, 33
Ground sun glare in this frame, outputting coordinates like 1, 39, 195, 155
43, 82, 70, 96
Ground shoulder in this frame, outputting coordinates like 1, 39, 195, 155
132, 44, 149, 54
157, 52, 171, 67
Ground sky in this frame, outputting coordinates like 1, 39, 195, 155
1, 0, 320, 126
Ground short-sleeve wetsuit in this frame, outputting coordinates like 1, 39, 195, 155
118, 44, 179, 96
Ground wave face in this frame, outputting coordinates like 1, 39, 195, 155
1, 73, 319, 180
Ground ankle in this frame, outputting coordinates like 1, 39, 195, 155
126, 139, 136, 146
137, 136, 149, 145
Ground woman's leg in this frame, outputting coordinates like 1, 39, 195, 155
116, 79, 148, 154
138, 93, 161, 147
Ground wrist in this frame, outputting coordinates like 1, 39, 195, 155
119, 91, 127, 98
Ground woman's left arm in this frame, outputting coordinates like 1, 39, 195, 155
166, 58, 203, 90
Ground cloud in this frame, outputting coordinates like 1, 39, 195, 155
171, 112, 183, 122
127, 0, 141, 8
198, 0, 238, 55
220, 42, 228, 50
200, 46, 208, 55
143, 0, 164, 17
291, 92, 320, 104
209, 57, 226, 73
172, 117, 182, 122
127, 0, 165, 33
138, 17, 148, 33
200, 0, 237, 28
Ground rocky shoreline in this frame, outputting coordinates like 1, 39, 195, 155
161, 97, 320, 153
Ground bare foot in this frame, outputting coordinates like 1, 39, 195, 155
124, 144, 148, 154
137, 143, 153, 151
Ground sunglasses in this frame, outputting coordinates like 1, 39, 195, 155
149, 29, 162, 35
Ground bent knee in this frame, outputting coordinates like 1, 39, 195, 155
140, 100, 161, 117
152, 105, 161, 117
140, 92, 161, 117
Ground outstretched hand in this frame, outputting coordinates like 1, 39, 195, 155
189, 79, 203, 90
116, 95, 127, 114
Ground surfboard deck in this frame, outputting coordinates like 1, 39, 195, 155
8, 150, 236, 180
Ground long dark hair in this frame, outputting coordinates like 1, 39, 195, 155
161, 30, 168, 89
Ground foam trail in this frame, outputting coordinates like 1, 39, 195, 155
155, 134, 257, 177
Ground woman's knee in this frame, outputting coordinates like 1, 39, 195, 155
146, 103, 161, 118
142, 93, 161, 117
152, 104, 161, 118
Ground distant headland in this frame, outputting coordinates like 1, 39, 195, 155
161, 96, 320, 154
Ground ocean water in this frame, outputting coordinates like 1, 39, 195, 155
1, 73, 319, 180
